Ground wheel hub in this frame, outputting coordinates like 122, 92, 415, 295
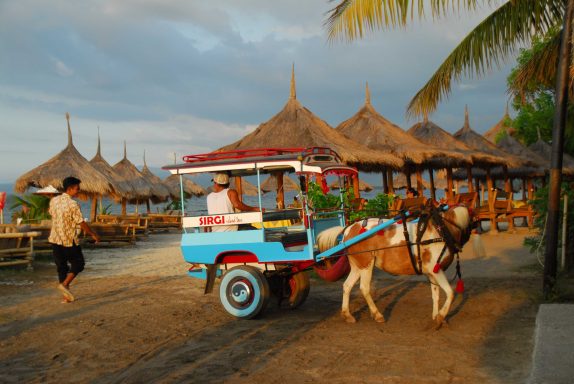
229, 279, 252, 307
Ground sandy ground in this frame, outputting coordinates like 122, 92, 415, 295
0, 227, 543, 383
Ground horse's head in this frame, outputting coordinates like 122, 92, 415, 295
441, 205, 472, 247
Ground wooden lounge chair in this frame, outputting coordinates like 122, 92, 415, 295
454, 192, 478, 210
508, 201, 536, 229
0, 225, 41, 268
81, 223, 136, 245
146, 214, 182, 232
473, 190, 512, 232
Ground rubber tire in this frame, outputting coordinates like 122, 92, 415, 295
286, 271, 310, 309
219, 265, 270, 319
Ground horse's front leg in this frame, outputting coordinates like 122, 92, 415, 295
432, 270, 454, 328
341, 263, 361, 323
427, 274, 440, 320
359, 260, 384, 323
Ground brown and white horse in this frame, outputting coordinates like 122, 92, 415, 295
317, 205, 473, 327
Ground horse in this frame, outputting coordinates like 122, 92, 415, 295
316, 203, 474, 328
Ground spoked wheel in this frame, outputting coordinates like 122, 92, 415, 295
269, 271, 310, 309
219, 266, 270, 319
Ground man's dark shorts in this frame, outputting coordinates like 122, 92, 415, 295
51, 243, 85, 283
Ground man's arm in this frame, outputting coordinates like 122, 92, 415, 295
80, 221, 100, 243
227, 189, 260, 212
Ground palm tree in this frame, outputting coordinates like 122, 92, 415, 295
325, 0, 565, 117
325, 0, 574, 296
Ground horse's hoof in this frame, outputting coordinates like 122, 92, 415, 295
341, 312, 356, 323
372, 313, 385, 323
434, 315, 447, 330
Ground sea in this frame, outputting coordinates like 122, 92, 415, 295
0, 176, 458, 225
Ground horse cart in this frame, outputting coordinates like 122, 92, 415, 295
163, 147, 414, 319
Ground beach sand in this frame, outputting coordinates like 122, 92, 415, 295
0, 229, 542, 383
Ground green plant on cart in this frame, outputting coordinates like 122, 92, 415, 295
10, 194, 51, 223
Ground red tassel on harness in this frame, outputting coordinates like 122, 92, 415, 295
456, 279, 465, 293
359, 227, 367, 234
377, 230, 385, 236
433, 263, 441, 274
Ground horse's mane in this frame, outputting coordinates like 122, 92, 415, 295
316, 226, 345, 253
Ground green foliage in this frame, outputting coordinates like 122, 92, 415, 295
10, 194, 51, 223
164, 199, 185, 212
98, 201, 113, 215
524, 184, 574, 253
307, 182, 341, 210
353, 193, 394, 221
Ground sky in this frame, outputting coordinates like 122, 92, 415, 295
0, 0, 518, 183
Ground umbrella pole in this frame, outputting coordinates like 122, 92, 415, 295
416, 167, 424, 195
235, 176, 243, 203
528, 178, 535, 201
475, 178, 481, 205
428, 169, 436, 202
503, 166, 512, 196
352, 173, 360, 199
446, 167, 454, 201
382, 170, 388, 194
275, 171, 285, 209
405, 170, 412, 189
466, 166, 474, 193
146, 199, 151, 214
387, 171, 394, 194
90, 196, 97, 222
522, 178, 528, 202
121, 198, 127, 216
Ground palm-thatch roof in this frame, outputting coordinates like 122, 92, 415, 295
112, 142, 153, 201
329, 178, 373, 192
483, 104, 516, 144
163, 174, 207, 199
260, 174, 300, 194
89, 133, 136, 200
336, 83, 469, 169
14, 113, 113, 198
408, 115, 504, 168
453, 106, 524, 169
528, 138, 574, 175
494, 135, 548, 178
140, 151, 170, 203
219, 66, 403, 172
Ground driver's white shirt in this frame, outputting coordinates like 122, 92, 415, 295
206, 188, 238, 232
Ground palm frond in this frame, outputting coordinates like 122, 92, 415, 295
325, 0, 485, 42
405, 0, 564, 118
508, 29, 561, 99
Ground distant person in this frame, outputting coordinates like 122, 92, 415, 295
406, 187, 419, 198
207, 173, 260, 232
49, 177, 100, 303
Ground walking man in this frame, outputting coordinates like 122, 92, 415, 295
49, 177, 100, 303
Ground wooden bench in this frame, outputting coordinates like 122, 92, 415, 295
146, 214, 182, 231
473, 190, 512, 232
0, 225, 41, 268
96, 215, 148, 237
81, 223, 136, 245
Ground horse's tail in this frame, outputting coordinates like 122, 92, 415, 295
471, 230, 486, 259
316, 226, 345, 253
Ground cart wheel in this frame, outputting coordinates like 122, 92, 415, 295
219, 266, 270, 319
286, 271, 310, 309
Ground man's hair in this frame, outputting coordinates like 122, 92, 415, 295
407, 187, 419, 197
63, 176, 81, 191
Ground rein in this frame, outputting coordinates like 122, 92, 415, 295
343, 203, 464, 275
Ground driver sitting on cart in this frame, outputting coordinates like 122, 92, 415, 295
207, 173, 261, 232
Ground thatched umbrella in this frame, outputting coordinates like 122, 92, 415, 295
408, 112, 504, 201
261, 174, 300, 194
112, 142, 153, 214
528, 138, 574, 176
163, 174, 206, 200
141, 151, 171, 206
89, 132, 137, 220
453, 106, 526, 200
15, 113, 113, 202
219, 66, 403, 207
483, 104, 516, 144
329, 178, 373, 192
336, 83, 469, 195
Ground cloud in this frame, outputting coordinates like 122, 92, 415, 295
0, 0, 516, 183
